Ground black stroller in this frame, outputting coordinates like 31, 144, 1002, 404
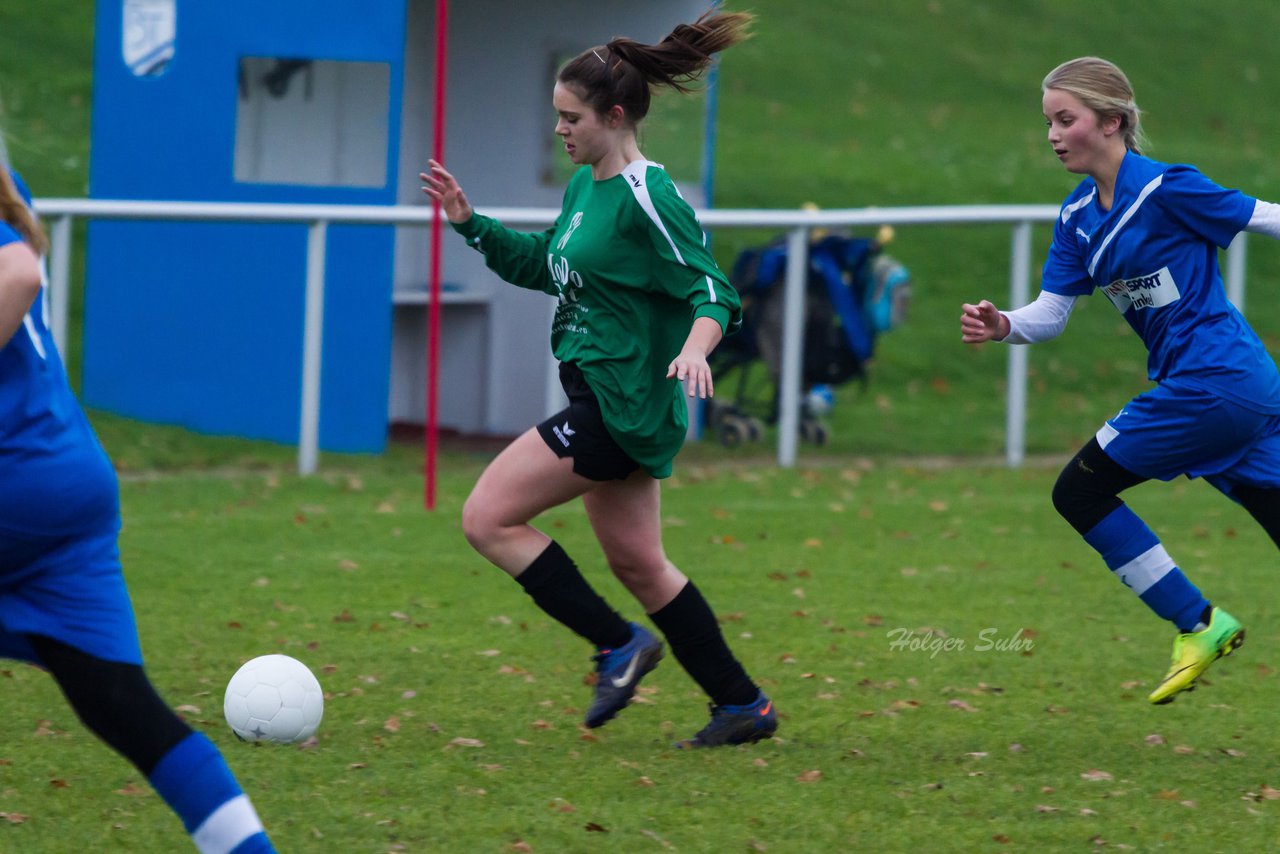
706, 227, 910, 446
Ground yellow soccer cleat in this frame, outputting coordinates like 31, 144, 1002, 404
1148, 607, 1244, 705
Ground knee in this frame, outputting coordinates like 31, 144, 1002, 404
1050, 463, 1080, 521
461, 489, 501, 551
460, 493, 485, 549
1052, 455, 1121, 535
605, 551, 667, 589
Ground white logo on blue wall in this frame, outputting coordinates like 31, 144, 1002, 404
123, 0, 176, 77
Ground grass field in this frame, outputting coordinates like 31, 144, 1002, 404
4, 442, 1280, 850
6, 1, 1280, 851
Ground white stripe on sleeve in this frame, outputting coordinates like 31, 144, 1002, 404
622, 161, 721, 305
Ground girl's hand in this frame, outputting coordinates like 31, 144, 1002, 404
419, 159, 474, 224
960, 300, 1009, 343
667, 347, 715, 399
667, 316, 725, 399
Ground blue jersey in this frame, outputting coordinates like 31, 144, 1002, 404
0, 171, 118, 538
1041, 152, 1280, 414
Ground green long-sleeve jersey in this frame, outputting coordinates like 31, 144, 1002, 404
451, 160, 742, 478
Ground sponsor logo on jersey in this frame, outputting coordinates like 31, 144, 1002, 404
1101, 266, 1180, 314
628, 173, 642, 189
556, 212, 584, 250
547, 254, 584, 305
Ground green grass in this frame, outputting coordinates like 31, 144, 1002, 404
4, 446, 1280, 850
6, 1, 1280, 851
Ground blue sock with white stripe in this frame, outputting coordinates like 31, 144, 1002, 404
1083, 505, 1209, 633
148, 732, 274, 853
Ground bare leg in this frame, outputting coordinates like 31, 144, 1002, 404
582, 470, 688, 612
462, 428, 595, 576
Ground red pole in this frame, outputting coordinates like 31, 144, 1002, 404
425, 0, 449, 510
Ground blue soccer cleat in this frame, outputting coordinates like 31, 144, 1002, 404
675, 691, 778, 748
584, 623, 664, 728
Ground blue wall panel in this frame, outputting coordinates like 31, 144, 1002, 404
86, 0, 407, 452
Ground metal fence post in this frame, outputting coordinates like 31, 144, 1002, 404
777, 227, 809, 467
1006, 221, 1032, 467
48, 215, 72, 356
1226, 231, 1248, 311
298, 221, 327, 476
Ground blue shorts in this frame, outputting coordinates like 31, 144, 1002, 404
1096, 382, 1280, 498
0, 523, 143, 666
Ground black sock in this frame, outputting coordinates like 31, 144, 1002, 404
649, 581, 759, 707
515, 541, 631, 650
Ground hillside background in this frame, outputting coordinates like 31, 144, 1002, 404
1, 0, 1278, 460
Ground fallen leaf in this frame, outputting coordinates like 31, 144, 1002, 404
447, 737, 485, 748
795, 770, 823, 783
1081, 769, 1113, 782
584, 822, 608, 833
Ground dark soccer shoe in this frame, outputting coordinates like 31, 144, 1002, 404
675, 691, 778, 749
584, 623, 664, 729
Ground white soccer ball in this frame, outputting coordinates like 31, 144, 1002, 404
224, 654, 324, 744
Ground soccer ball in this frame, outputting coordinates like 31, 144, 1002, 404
223, 654, 324, 743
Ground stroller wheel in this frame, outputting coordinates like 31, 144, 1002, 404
745, 417, 765, 441
800, 419, 829, 446
717, 417, 750, 448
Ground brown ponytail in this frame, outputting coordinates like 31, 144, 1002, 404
559, 9, 754, 125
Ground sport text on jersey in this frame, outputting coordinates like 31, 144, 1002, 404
1101, 266, 1181, 314
548, 209, 590, 338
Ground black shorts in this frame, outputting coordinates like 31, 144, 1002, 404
536, 363, 640, 482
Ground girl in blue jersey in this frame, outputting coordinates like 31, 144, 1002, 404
0, 161, 275, 852
421, 11, 776, 748
961, 57, 1280, 704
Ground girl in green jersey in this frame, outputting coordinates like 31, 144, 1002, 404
422, 10, 776, 748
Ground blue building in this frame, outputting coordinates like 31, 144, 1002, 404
87, 0, 711, 452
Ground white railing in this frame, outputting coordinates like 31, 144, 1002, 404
32, 198, 1251, 473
